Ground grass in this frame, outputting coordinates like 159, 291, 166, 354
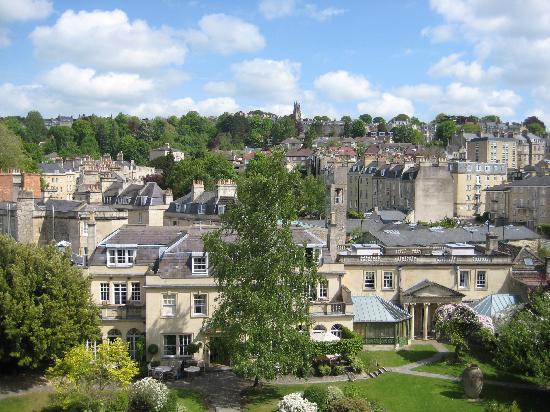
413, 350, 538, 385
0, 392, 50, 412
172, 388, 208, 412
358, 344, 438, 368
243, 373, 550, 412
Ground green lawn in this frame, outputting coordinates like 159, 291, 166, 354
0, 392, 50, 412
243, 373, 549, 412
358, 344, 438, 369
172, 388, 208, 412
413, 351, 537, 385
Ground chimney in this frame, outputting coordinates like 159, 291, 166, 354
15, 190, 35, 243
87, 213, 96, 266
485, 232, 498, 255
163, 188, 173, 205
117, 152, 124, 162
191, 180, 204, 201
215, 179, 236, 200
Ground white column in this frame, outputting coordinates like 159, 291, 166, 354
409, 304, 415, 341
423, 303, 429, 340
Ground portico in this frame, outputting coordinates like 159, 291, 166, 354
401, 279, 464, 340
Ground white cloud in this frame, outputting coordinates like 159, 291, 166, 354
131, 97, 239, 118
184, 13, 265, 55
203, 81, 236, 95
0, 0, 52, 22
395, 84, 443, 101
259, 0, 296, 19
232, 58, 300, 103
30, 9, 186, 71
357, 93, 415, 118
420, 24, 455, 43
428, 53, 502, 83
0, 27, 9, 47
303, 4, 345, 21
42, 64, 155, 102
314, 70, 373, 101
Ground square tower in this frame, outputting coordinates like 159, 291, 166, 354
326, 165, 348, 259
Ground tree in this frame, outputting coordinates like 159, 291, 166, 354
461, 123, 481, 134
271, 116, 297, 144
350, 120, 366, 138
116, 135, 149, 165
299, 175, 325, 219
72, 119, 95, 146
80, 134, 100, 158
393, 113, 410, 122
0, 237, 100, 369
435, 113, 449, 123
203, 152, 320, 385
435, 120, 456, 145
359, 114, 372, 124
392, 126, 425, 144
372, 116, 385, 124
24, 111, 47, 143
0, 123, 31, 170
49, 125, 76, 153
341, 116, 352, 137
524, 116, 546, 136
247, 115, 273, 147
481, 115, 501, 123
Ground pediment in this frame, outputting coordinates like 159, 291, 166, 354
403, 280, 464, 298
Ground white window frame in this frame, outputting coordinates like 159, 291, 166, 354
179, 334, 193, 356
476, 271, 487, 289
198, 204, 206, 215
163, 335, 177, 357
113, 283, 127, 305
459, 270, 469, 289
107, 248, 135, 268
192, 293, 208, 316
318, 280, 328, 300
382, 271, 394, 289
217, 204, 225, 215
161, 294, 176, 317
191, 253, 208, 275
130, 282, 141, 302
82, 221, 88, 236
100, 282, 110, 302
364, 271, 375, 290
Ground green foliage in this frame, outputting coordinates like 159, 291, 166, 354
79, 134, 100, 158
481, 115, 501, 123
313, 327, 364, 360
418, 217, 458, 228
495, 290, 550, 384
341, 116, 352, 137
317, 364, 332, 376
0, 237, 100, 369
203, 151, 320, 384
348, 210, 365, 219
331, 365, 345, 376
351, 120, 366, 138
461, 123, 481, 133
348, 356, 365, 373
372, 117, 385, 124
24, 111, 47, 143
359, 114, 372, 124
148, 344, 159, 355
298, 175, 325, 219
435, 120, 456, 145
524, 116, 546, 136
304, 386, 329, 410
327, 386, 345, 404
271, 116, 298, 144
0, 123, 32, 171
328, 397, 373, 412
391, 126, 425, 144
485, 400, 521, 412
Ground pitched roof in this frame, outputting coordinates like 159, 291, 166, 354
402, 279, 465, 298
104, 225, 186, 246
470, 294, 522, 317
352, 295, 410, 323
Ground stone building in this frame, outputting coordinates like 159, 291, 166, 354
0, 170, 41, 202
149, 143, 185, 162
466, 136, 517, 169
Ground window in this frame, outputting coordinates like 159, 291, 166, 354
335, 188, 343, 204
364, 271, 375, 289
162, 294, 176, 317
198, 204, 206, 214
476, 271, 487, 289
163, 335, 177, 356
192, 254, 208, 275
107, 248, 135, 267
383, 272, 393, 289
331, 324, 344, 338
459, 270, 469, 289
306, 283, 317, 301
131, 282, 141, 302
319, 280, 328, 299
313, 325, 326, 334
107, 328, 122, 342
113, 283, 127, 305
138, 212, 143, 224
193, 294, 207, 315
126, 329, 141, 359
108, 249, 116, 265
82, 221, 88, 236
179, 334, 192, 356
217, 204, 225, 215
100, 282, 109, 302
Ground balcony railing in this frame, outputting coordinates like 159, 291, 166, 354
310, 302, 349, 316
100, 305, 145, 320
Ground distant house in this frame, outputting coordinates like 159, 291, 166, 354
280, 137, 302, 150
149, 143, 184, 162
284, 148, 313, 172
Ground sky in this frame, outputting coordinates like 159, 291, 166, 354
0, 0, 549, 123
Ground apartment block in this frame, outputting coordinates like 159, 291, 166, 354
466, 136, 517, 169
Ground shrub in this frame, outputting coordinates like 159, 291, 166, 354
313, 328, 363, 359
328, 397, 372, 412
331, 365, 345, 376
317, 364, 332, 376
348, 357, 365, 373
326, 386, 344, 404
485, 400, 521, 412
128, 377, 170, 412
278, 392, 318, 412
148, 344, 159, 355
304, 386, 329, 410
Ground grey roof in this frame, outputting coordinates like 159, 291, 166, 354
37, 199, 83, 212
377, 210, 406, 223
39, 162, 80, 173
471, 294, 522, 317
402, 279, 465, 298
352, 295, 410, 323
489, 176, 550, 189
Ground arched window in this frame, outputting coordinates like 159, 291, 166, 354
126, 328, 142, 359
331, 324, 343, 338
107, 328, 122, 342
313, 325, 327, 334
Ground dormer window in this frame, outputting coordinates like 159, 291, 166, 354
191, 252, 208, 275
218, 205, 225, 215
107, 248, 136, 267
198, 204, 206, 215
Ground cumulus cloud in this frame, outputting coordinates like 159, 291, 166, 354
203, 81, 236, 95
259, 0, 296, 19
130, 97, 239, 118
184, 14, 265, 55
357, 93, 415, 118
303, 4, 345, 21
0, 0, 52, 22
421, 24, 456, 43
428, 53, 502, 83
30, 9, 186, 71
314, 70, 373, 101
395, 84, 443, 101
231, 58, 300, 103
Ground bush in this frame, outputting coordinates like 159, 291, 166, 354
326, 386, 344, 404
128, 377, 170, 412
331, 365, 345, 376
317, 364, 332, 376
304, 386, 329, 410
278, 392, 318, 412
46, 388, 129, 412
314, 328, 363, 359
148, 344, 159, 355
485, 400, 521, 412
328, 397, 372, 412
348, 357, 365, 373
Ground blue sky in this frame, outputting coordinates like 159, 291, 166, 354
1, 0, 549, 123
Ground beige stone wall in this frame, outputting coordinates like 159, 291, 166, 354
452, 172, 507, 217
414, 164, 454, 222
43, 172, 78, 200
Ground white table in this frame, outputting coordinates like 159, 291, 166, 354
183, 366, 201, 379
154, 365, 173, 380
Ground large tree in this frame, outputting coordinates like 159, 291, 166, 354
0, 123, 31, 170
351, 119, 366, 138
203, 152, 320, 385
0, 237, 99, 369
359, 114, 372, 124
24, 111, 47, 144
435, 120, 456, 145
524, 116, 546, 136
392, 125, 425, 144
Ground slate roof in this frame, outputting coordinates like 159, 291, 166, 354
168, 189, 234, 215
352, 295, 410, 323
286, 148, 313, 157
104, 182, 166, 206
37, 199, 82, 213
377, 210, 407, 223
471, 294, 522, 317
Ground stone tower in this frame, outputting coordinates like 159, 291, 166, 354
292, 101, 302, 123
326, 165, 347, 260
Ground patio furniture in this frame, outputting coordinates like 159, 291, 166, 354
183, 365, 201, 379
147, 363, 154, 377
153, 365, 172, 380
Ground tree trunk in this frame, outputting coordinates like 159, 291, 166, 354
253, 375, 259, 387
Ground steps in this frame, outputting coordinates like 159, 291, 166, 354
368, 367, 387, 379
